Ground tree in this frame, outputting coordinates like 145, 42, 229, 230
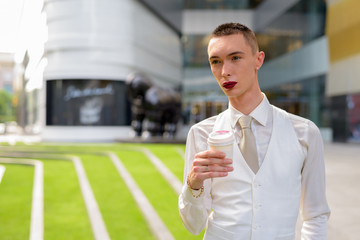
0, 90, 15, 122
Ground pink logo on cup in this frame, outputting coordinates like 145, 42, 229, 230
216, 130, 230, 135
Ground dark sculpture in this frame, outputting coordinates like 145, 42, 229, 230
126, 73, 181, 139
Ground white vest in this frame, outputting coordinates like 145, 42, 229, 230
204, 106, 305, 240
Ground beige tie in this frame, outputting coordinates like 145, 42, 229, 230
239, 116, 259, 174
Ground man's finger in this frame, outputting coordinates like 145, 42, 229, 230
205, 171, 229, 178
195, 149, 226, 159
193, 157, 232, 166
193, 164, 233, 173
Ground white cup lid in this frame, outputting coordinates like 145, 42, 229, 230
208, 130, 234, 146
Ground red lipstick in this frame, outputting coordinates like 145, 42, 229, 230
222, 81, 237, 89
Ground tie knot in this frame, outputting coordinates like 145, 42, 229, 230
239, 115, 252, 129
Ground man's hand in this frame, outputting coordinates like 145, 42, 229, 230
187, 150, 233, 190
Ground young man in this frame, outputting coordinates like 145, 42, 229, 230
178, 23, 330, 239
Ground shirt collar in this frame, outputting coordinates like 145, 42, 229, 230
229, 93, 271, 128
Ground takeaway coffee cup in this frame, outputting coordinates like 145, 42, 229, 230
207, 130, 234, 165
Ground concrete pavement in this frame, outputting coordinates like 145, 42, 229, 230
324, 143, 360, 240
295, 142, 360, 240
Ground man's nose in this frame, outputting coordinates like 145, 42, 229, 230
221, 62, 231, 77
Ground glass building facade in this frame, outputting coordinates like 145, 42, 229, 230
257, 0, 326, 61
258, 0, 328, 128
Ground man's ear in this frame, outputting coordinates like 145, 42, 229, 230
256, 51, 265, 69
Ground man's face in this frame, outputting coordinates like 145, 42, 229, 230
207, 33, 263, 99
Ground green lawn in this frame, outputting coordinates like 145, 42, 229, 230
80, 153, 153, 240
0, 143, 204, 240
0, 164, 33, 240
43, 159, 93, 240
145, 144, 186, 181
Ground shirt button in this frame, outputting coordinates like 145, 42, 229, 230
253, 224, 262, 230
254, 182, 261, 188
255, 203, 262, 209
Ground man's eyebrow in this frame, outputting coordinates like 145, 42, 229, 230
209, 55, 219, 60
209, 51, 245, 60
228, 51, 245, 56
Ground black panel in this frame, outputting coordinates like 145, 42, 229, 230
46, 79, 130, 126
330, 95, 348, 142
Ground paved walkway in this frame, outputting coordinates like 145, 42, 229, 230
0, 165, 5, 183
323, 143, 360, 240
294, 143, 360, 240
71, 156, 110, 240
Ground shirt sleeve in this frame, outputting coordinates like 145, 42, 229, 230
178, 126, 212, 235
300, 121, 331, 239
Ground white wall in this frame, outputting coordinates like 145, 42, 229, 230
132, 0, 182, 87
182, 9, 253, 35
43, 0, 182, 87
42, 126, 132, 142
326, 53, 360, 96
181, 0, 301, 35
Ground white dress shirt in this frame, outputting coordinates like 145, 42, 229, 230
179, 94, 330, 239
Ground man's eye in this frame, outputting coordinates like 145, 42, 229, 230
210, 60, 220, 65
232, 56, 240, 60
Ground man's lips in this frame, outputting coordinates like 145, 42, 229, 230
222, 81, 237, 89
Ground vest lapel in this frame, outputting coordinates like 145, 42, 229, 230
253, 106, 276, 177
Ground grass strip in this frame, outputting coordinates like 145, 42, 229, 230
43, 159, 94, 240
117, 149, 204, 240
79, 153, 154, 240
0, 164, 33, 240
145, 144, 186, 181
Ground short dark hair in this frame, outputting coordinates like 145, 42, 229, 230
210, 22, 259, 54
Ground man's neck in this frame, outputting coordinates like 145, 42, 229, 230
229, 91, 263, 115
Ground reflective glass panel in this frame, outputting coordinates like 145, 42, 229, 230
257, 0, 326, 61
184, 0, 263, 9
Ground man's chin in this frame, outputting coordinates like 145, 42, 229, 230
223, 90, 244, 99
